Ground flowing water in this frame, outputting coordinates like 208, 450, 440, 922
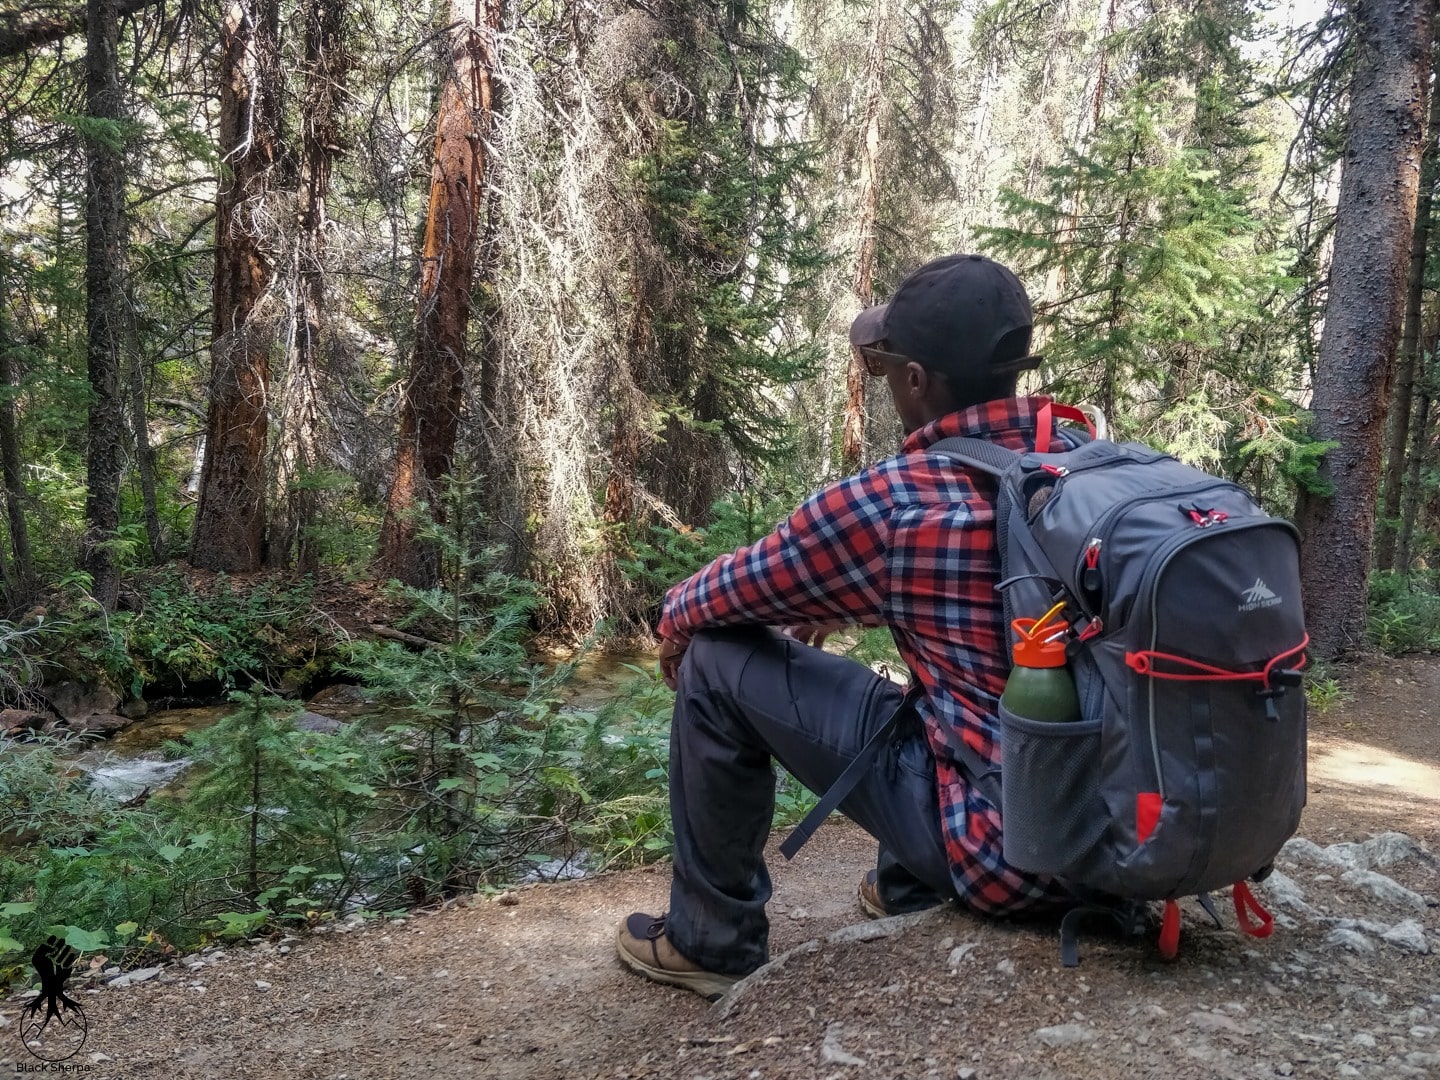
43, 652, 659, 804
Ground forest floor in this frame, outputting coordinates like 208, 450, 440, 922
2, 655, 1439, 1080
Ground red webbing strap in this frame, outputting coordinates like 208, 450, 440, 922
1158, 899, 1181, 960
1034, 401, 1098, 455
1232, 881, 1274, 939
1136, 792, 1162, 843
1036, 401, 1053, 454
1125, 636, 1309, 684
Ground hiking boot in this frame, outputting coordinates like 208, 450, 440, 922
860, 868, 950, 919
858, 869, 889, 919
615, 912, 740, 1000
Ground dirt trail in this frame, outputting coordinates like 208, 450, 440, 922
2, 656, 1438, 1080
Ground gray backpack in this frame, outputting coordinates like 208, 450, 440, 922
932, 414, 1307, 962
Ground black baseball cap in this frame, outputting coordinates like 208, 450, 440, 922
849, 254, 1043, 381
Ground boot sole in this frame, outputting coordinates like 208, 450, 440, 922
614, 929, 740, 1001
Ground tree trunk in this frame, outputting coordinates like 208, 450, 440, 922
80, 0, 126, 611
0, 0, 159, 60
0, 314, 34, 605
190, 0, 281, 573
1295, 0, 1434, 660
270, 0, 346, 572
842, 0, 890, 473
376, 0, 499, 587
1377, 47, 1440, 571
1398, 305, 1439, 571
127, 347, 163, 562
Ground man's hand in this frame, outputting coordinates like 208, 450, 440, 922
658, 637, 687, 691
779, 621, 851, 649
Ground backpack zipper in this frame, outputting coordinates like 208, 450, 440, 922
1067, 479, 1244, 621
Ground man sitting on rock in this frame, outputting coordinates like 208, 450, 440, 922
616, 254, 1074, 998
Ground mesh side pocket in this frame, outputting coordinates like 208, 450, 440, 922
999, 703, 1107, 876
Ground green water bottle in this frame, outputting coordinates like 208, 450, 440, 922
1001, 613, 1082, 723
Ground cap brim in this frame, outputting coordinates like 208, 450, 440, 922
849, 303, 890, 347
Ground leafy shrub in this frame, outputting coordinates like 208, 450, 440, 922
1368, 570, 1440, 655
48, 568, 322, 696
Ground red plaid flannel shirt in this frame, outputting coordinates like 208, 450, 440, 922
658, 396, 1073, 914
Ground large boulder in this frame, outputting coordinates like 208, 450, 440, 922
294, 710, 341, 734
45, 680, 121, 722
0, 709, 49, 737
307, 683, 370, 708
74, 713, 133, 735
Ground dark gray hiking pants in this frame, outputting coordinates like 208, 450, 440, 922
665, 626, 956, 976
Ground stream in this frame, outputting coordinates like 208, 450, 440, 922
51, 651, 658, 805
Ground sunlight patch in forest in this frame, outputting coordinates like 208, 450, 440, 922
1310, 739, 1440, 806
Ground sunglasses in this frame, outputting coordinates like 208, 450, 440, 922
858, 346, 912, 377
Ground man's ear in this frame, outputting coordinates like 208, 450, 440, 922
904, 361, 929, 401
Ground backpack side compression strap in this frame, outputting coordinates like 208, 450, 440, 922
778, 687, 919, 860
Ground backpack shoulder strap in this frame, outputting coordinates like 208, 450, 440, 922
928, 436, 1021, 476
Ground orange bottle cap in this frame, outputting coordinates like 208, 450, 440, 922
1012, 617, 1069, 668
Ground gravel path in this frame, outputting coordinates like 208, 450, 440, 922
2, 655, 1437, 1080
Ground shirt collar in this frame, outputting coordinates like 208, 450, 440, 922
902, 396, 1052, 453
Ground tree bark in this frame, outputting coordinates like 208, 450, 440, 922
190, 0, 281, 573
1377, 45, 1440, 571
376, 0, 499, 587
270, 0, 347, 572
0, 315, 35, 605
79, 0, 127, 611
1397, 306, 1439, 571
842, 0, 890, 473
128, 348, 163, 562
1295, 0, 1434, 660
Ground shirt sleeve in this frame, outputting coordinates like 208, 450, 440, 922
656, 467, 897, 644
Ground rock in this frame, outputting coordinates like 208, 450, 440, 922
1340, 869, 1428, 913
1358, 832, 1428, 869
1382, 920, 1431, 954
957, 1069, 977, 1080
107, 966, 162, 988
76, 712, 132, 734
118, 698, 149, 720
1405, 1052, 1440, 1069
1261, 870, 1314, 913
1412, 1026, 1438, 1041
1351, 1033, 1376, 1048
820, 1023, 865, 1066
294, 710, 341, 734
1187, 1011, 1251, 1035
255, 980, 271, 991
1034, 1024, 1096, 1048
995, 958, 1015, 976
1325, 928, 1375, 953
1337, 985, 1388, 1009
825, 906, 952, 945
308, 683, 371, 707
947, 944, 978, 967
1277, 1064, 1294, 1076
0, 708, 49, 735
46, 679, 120, 721
1331, 917, 1393, 936
1337, 1065, 1360, 1078
1280, 837, 1352, 870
